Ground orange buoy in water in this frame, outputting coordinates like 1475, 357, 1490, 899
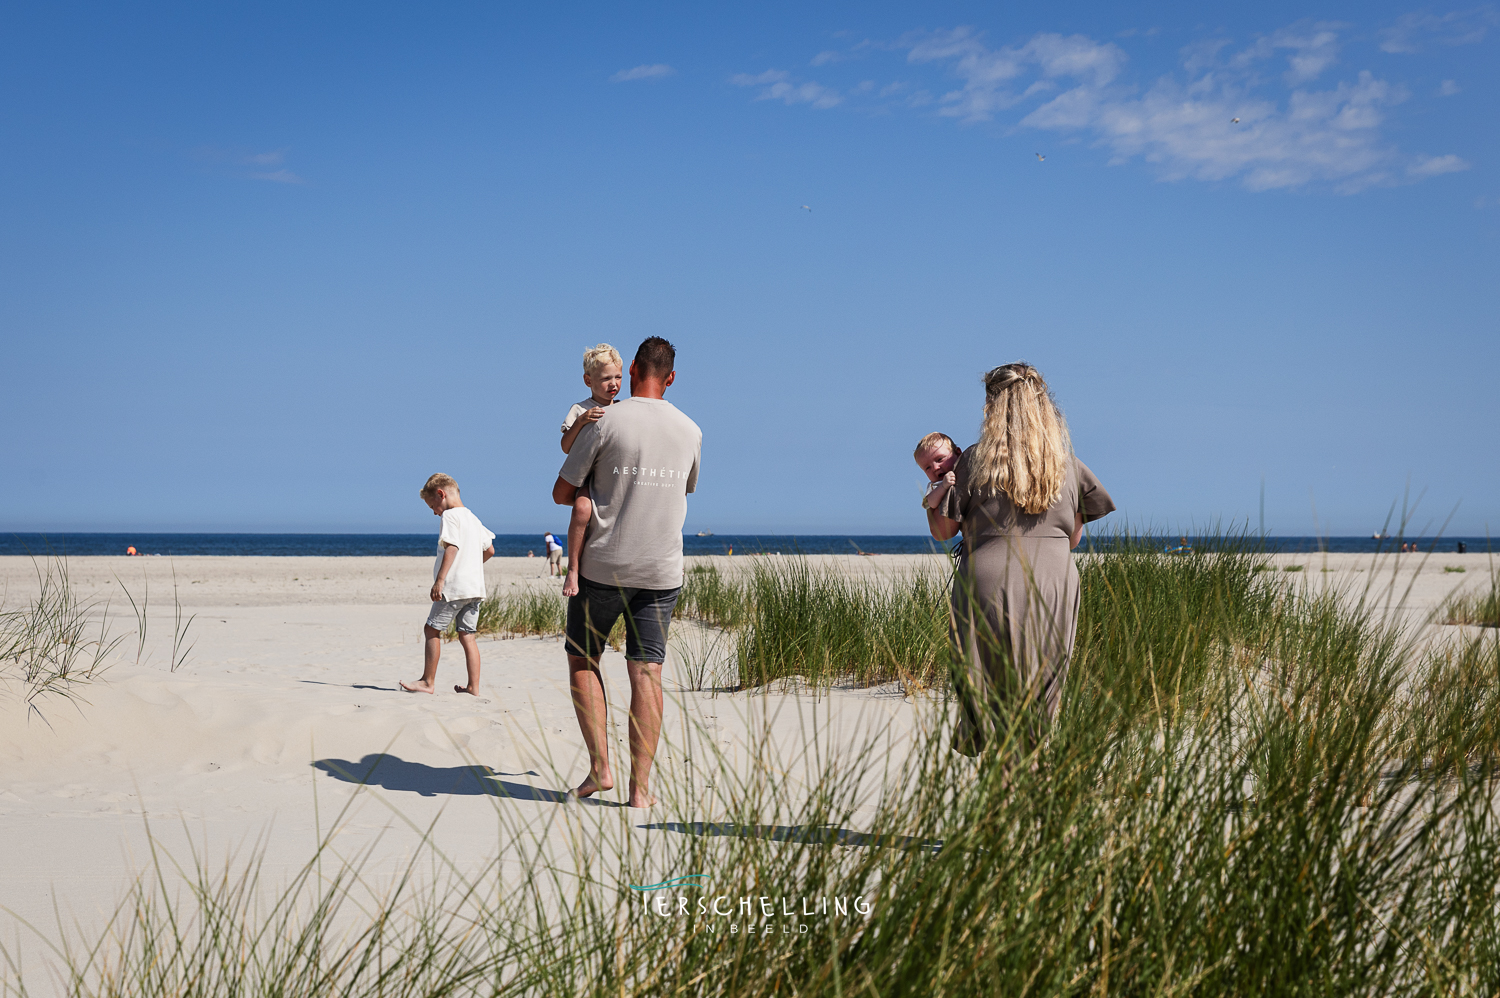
126, 546, 137, 556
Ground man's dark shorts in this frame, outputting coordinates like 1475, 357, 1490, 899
565, 576, 681, 663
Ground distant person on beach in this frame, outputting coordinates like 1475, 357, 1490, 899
551, 336, 701, 807
544, 531, 564, 576
401, 474, 495, 696
927, 363, 1115, 757
559, 344, 624, 597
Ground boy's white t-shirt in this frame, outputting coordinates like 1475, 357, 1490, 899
435, 507, 495, 601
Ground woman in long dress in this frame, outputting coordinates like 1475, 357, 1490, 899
927, 363, 1115, 756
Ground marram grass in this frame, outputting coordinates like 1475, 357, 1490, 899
10, 539, 1500, 995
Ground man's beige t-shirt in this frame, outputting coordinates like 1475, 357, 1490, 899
561, 396, 615, 433
558, 397, 701, 590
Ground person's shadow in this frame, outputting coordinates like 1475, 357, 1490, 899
311, 754, 621, 806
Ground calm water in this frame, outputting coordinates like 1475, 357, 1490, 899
0, 533, 1491, 558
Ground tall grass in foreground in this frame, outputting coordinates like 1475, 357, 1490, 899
20, 543, 1500, 994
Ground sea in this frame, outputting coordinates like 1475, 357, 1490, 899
0, 533, 1492, 558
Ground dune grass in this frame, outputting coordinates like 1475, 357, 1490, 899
14, 542, 1500, 994
1444, 575, 1500, 627
0, 559, 120, 718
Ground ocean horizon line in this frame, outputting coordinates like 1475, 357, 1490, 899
0, 532, 1492, 558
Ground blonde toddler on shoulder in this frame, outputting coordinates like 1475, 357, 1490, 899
559, 344, 622, 597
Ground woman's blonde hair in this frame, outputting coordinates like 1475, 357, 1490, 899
970, 363, 1071, 514
582, 343, 622, 376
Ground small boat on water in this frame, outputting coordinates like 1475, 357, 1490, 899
1372, 531, 1391, 540
696, 529, 714, 537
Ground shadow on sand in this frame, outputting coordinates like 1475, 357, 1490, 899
638, 821, 939, 851
312, 754, 623, 806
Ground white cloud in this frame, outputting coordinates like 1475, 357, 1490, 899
248, 169, 306, 184
905, 28, 1124, 122
1380, 7, 1499, 53
1409, 153, 1471, 176
731, 69, 841, 108
1439, 78, 1462, 95
193, 147, 305, 183
902, 25, 1448, 192
611, 64, 675, 82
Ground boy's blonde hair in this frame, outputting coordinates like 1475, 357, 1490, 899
583, 343, 622, 376
971, 363, 1072, 515
420, 473, 459, 500
913, 432, 958, 460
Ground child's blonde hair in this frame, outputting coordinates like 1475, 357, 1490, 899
420, 473, 459, 500
583, 343, 622, 376
913, 432, 958, 460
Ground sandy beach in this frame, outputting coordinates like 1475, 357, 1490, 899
1, 550, 1493, 991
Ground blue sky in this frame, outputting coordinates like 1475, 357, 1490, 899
2, 1, 1496, 537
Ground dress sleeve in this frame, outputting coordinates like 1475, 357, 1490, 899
1075, 458, 1116, 523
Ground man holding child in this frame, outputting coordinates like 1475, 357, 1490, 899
551, 336, 701, 808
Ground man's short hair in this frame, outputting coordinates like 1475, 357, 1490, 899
633, 336, 677, 380
582, 343, 622, 376
913, 432, 957, 459
420, 473, 459, 499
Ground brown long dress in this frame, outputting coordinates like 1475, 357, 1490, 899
936, 449, 1115, 755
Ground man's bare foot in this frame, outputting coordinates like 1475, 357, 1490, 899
454, 684, 479, 695
562, 572, 579, 598
399, 679, 435, 693
573, 772, 613, 798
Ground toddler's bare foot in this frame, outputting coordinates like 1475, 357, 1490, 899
562, 572, 579, 598
399, 679, 435, 694
573, 771, 613, 798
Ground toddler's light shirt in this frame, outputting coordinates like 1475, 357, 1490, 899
435, 507, 496, 601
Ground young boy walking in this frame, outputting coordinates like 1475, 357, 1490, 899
401, 473, 495, 696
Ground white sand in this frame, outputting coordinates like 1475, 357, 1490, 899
0, 550, 1491, 989
0, 555, 927, 991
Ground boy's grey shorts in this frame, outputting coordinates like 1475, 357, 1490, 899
426, 597, 483, 634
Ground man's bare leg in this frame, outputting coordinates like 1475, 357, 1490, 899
400, 625, 443, 693
626, 659, 664, 808
562, 493, 591, 597
568, 653, 614, 796
454, 632, 481, 694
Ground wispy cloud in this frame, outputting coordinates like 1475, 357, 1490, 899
733, 21, 1477, 193
248, 168, 306, 184
1379, 6, 1499, 53
730, 69, 842, 108
194, 147, 307, 184
611, 63, 675, 82
1409, 153, 1471, 176
1438, 78, 1463, 95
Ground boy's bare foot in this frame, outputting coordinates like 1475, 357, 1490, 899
627, 786, 657, 808
453, 684, 479, 695
562, 572, 579, 598
399, 679, 435, 693
573, 772, 613, 798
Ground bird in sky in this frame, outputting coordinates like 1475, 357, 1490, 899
800, 205, 811, 211
1231, 117, 1240, 124
1036, 152, 1045, 162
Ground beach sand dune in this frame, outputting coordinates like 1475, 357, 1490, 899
0, 550, 1490, 991
0, 556, 923, 991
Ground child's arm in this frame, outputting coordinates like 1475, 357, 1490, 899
431, 543, 459, 602
482, 544, 494, 563
560, 407, 606, 454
